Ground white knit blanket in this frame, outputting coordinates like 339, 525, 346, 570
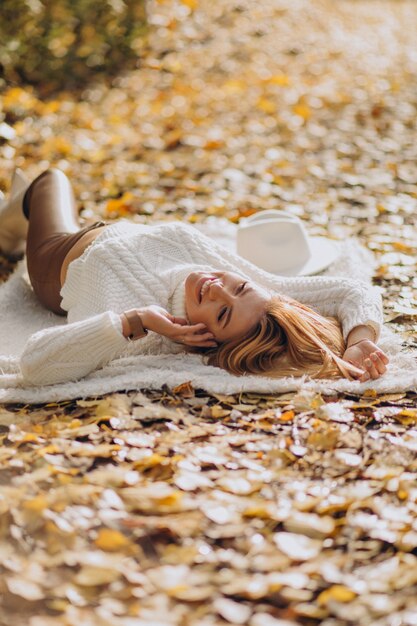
0, 219, 416, 403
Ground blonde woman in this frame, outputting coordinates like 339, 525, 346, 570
0, 168, 389, 386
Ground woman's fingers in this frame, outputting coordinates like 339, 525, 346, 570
370, 352, 387, 375
171, 316, 205, 327
181, 338, 217, 347
360, 352, 387, 381
180, 322, 208, 333
172, 325, 216, 346
344, 360, 364, 380
195, 339, 218, 348
185, 332, 216, 345
171, 317, 188, 326
363, 358, 379, 379
147, 309, 218, 346
348, 349, 389, 383
375, 350, 389, 365
181, 326, 212, 338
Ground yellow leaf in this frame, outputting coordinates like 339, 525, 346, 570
293, 103, 311, 120
392, 241, 415, 254
266, 74, 290, 87
47, 599, 68, 612
127, 601, 141, 616
223, 79, 246, 94
180, 0, 197, 9
317, 585, 356, 606
157, 491, 183, 507
172, 381, 194, 397
204, 139, 224, 150
307, 427, 338, 450
12, 121, 27, 137
133, 453, 168, 469
105, 192, 134, 217
75, 566, 120, 586
243, 504, 274, 519
394, 409, 417, 425
279, 410, 295, 422
41, 136, 73, 157
211, 405, 230, 418
256, 419, 275, 430
23, 495, 48, 513
95, 528, 131, 552
3, 87, 39, 112
20, 433, 41, 444
53, 137, 72, 156
375, 264, 389, 277
257, 97, 276, 114
167, 584, 189, 597
164, 59, 182, 73
57, 474, 74, 485
37, 100, 61, 115
88, 149, 107, 163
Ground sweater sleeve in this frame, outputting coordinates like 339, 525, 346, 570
20, 311, 129, 386
267, 275, 383, 341
236, 261, 383, 341
242, 268, 383, 341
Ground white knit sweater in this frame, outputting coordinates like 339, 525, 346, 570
20, 221, 383, 385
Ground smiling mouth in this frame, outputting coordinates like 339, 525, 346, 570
197, 276, 215, 303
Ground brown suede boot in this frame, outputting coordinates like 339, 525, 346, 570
0, 168, 31, 255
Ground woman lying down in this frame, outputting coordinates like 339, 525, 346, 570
0, 168, 388, 386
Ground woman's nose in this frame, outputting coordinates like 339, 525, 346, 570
208, 280, 231, 302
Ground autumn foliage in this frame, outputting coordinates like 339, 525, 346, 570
1, 1, 417, 624
0, 0, 146, 92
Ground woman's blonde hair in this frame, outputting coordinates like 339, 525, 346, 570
200, 295, 361, 379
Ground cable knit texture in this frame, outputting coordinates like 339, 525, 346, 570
19, 220, 383, 386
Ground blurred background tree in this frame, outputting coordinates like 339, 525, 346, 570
0, 0, 147, 93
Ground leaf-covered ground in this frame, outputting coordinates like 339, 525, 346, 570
1, 1, 417, 625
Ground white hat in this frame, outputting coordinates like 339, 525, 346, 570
236, 210, 340, 276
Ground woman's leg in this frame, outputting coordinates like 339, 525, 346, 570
24, 168, 106, 315
24, 167, 80, 244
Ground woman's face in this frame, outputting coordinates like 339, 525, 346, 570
184, 270, 269, 342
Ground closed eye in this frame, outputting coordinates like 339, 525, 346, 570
218, 306, 227, 322
218, 283, 248, 326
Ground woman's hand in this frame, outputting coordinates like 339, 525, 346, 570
138, 306, 217, 348
343, 339, 389, 382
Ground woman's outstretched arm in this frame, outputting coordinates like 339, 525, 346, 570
20, 307, 215, 386
277, 277, 383, 342
20, 311, 129, 385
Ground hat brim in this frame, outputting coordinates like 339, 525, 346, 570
276, 237, 341, 277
